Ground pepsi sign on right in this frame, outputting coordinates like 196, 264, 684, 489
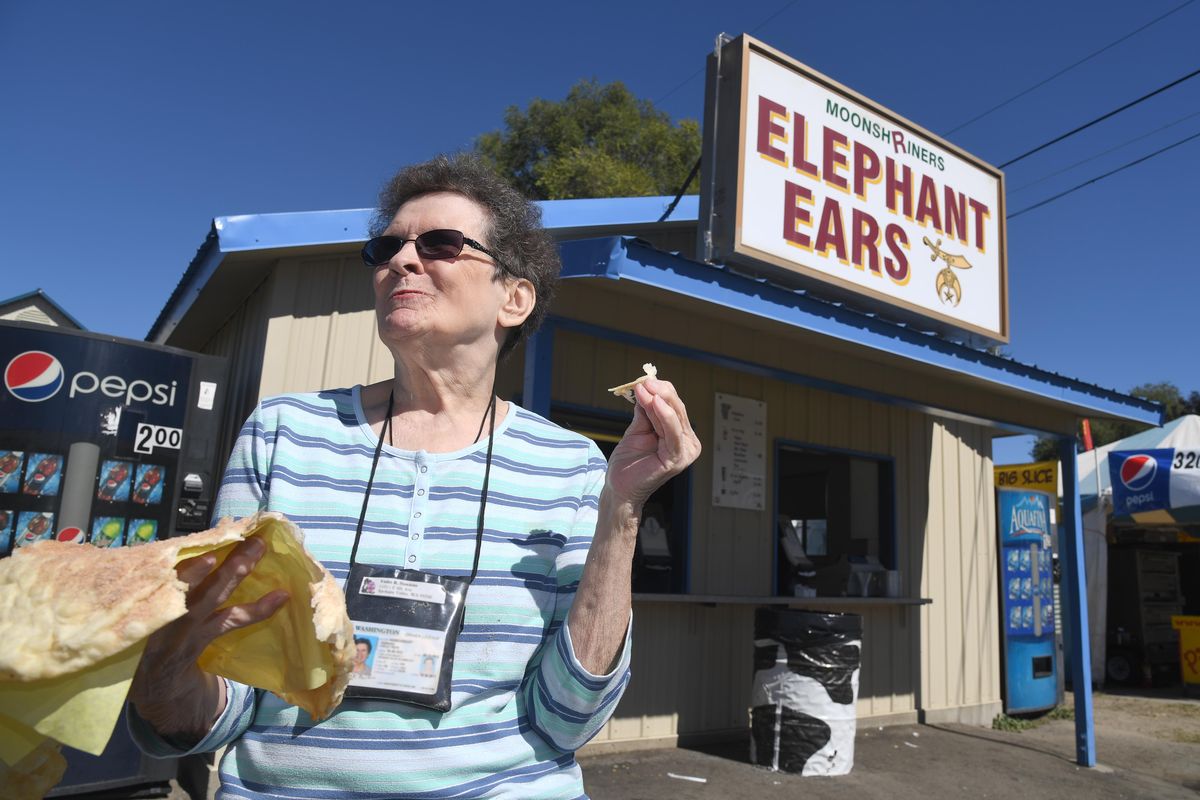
1108, 449, 1173, 515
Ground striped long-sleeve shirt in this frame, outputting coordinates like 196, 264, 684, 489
130, 387, 631, 799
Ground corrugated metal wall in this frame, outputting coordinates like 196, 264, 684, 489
225, 255, 1003, 743
198, 273, 272, 474
552, 325, 999, 742
255, 254, 524, 401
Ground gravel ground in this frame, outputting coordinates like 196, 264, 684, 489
579, 690, 1200, 800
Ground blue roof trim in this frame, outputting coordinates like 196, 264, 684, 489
147, 229, 222, 344
148, 195, 698, 341
0, 289, 87, 330
540, 195, 698, 230
558, 236, 1162, 426
215, 209, 373, 252
212, 195, 699, 254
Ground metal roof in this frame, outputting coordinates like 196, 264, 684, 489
0, 288, 87, 330
146, 196, 698, 342
146, 194, 1160, 427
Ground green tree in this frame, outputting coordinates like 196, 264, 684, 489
475, 80, 701, 200
1030, 381, 1200, 461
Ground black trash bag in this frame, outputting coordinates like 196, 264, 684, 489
750, 608, 863, 775
750, 704, 832, 773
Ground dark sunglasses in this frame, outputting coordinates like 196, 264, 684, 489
361, 229, 507, 271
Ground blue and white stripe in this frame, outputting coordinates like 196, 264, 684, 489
130, 387, 629, 799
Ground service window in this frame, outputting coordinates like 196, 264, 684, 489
775, 443, 895, 597
552, 406, 690, 594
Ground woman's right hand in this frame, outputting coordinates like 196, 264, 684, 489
128, 536, 288, 743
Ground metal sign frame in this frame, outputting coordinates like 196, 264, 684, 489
698, 34, 1009, 345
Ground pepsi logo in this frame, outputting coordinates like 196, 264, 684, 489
56, 527, 86, 544
5, 351, 64, 402
1119, 454, 1157, 492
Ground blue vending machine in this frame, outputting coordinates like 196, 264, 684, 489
997, 488, 1058, 713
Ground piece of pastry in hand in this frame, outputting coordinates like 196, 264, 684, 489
608, 363, 657, 403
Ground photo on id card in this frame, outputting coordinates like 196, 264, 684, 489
344, 564, 467, 710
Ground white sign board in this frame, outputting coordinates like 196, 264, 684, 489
702, 36, 1008, 342
713, 392, 766, 510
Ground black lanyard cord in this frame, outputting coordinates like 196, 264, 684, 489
349, 383, 496, 585
349, 390, 393, 571
468, 390, 496, 585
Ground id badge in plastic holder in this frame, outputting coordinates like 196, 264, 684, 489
343, 563, 466, 712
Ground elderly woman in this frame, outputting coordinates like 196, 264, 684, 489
129, 154, 701, 798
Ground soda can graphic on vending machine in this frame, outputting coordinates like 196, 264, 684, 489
96, 460, 133, 503
90, 517, 126, 548
131, 465, 165, 506
22, 453, 63, 497
0, 509, 13, 554
16, 511, 54, 547
0, 451, 24, 493
127, 519, 158, 546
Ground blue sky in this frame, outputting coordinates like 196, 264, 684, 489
3, 1, 1197, 463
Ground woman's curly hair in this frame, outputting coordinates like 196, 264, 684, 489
369, 153, 560, 358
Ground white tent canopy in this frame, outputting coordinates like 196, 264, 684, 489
1065, 414, 1200, 685
1075, 414, 1200, 506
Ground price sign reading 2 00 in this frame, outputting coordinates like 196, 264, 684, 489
134, 423, 183, 454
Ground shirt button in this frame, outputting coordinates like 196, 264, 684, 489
412, 533, 419, 540
420, 466, 428, 473
417, 489, 425, 496
408, 555, 416, 563
414, 512, 422, 519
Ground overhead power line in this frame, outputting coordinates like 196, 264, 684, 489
945, 0, 1196, 134
655, 0, 801, 106
999, 66, 1200, 168
1009, 109, 1200, 194
1007, 129, 1200, 219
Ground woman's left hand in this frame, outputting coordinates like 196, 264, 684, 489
605, 378, 702, 510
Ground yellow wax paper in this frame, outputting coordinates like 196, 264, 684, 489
0, 641, 145, 759
0, 735, 66, 800
0, 714, 45, 768
0, 513, 351, 781
183, 518, 349, 711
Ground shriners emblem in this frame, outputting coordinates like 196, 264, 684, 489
923, 236, 973, 307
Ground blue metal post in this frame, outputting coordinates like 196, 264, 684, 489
1058, 436, 1096, 767
522, 321, 554, 418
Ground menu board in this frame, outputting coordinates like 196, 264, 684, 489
712, 393, 766, 510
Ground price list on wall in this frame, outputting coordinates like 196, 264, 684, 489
712, 392, 766, 511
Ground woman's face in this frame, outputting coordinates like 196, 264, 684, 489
372, 192, 511, 354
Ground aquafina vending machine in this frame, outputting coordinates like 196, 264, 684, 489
997, 488, 1058, 713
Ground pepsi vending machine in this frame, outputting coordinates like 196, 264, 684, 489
0, 320, 228, 794
997, 488, 1058, 713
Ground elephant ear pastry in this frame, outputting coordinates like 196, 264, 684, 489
0, 512, 355, 792
608, 363, 658, 403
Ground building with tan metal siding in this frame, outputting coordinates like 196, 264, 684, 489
148, 196, 1159, 756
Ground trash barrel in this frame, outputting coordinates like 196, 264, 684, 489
749, 608, 862, 776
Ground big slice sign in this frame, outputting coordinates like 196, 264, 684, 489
699, 35, 1008, 342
